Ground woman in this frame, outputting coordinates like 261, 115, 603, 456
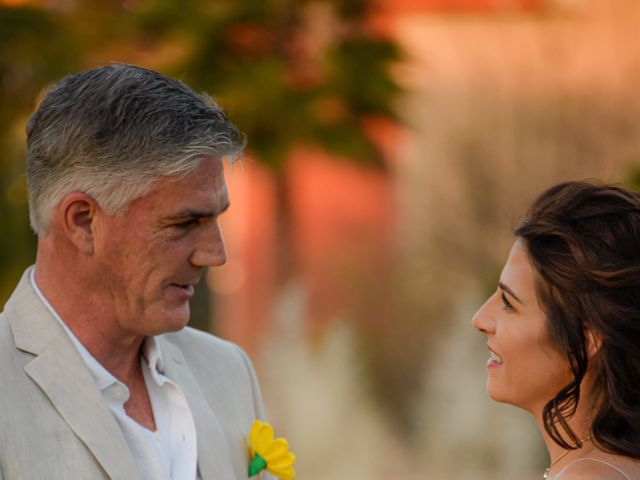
472, 181, 640, 479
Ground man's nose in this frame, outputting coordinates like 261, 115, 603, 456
471, 297, 495, 335
190, 220, 227, 267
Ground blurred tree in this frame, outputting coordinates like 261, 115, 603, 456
0, 5, 79, 299
0, 0, 400, 330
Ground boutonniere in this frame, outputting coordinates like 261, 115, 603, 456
248, 420, 296, 479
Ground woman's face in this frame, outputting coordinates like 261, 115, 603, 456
472, 240, 573, 413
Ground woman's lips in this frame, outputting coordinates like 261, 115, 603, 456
487, 346, 503, 368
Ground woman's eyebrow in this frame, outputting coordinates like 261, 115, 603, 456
499, 282, 524, 305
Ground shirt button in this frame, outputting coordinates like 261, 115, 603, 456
113, 385, 127, 401
154, 430, 163, 441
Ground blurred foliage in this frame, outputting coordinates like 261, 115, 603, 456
627, 166, 640, 191
172, 0, 400, 168
0, 0, 400, 318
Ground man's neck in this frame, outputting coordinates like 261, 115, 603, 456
34, 248, 146, 386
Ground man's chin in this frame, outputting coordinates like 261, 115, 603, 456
167, 310, 191, 332
151, 304, 191, 335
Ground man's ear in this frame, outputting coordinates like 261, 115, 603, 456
59, 192, 99, 254
585, 328, 603, 359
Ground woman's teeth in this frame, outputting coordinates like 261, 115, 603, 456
490, 350, 503, 364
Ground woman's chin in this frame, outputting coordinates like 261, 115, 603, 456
486, 382, 514, 405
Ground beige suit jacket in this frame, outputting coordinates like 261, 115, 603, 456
0, 268, 272, 480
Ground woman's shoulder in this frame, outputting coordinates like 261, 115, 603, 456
556, 457, 638, 480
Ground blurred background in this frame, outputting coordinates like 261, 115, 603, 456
2, 0, 640, 478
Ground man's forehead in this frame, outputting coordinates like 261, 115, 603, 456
129, 162, 228, 215
157, 182, 229, 214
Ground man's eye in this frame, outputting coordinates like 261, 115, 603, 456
173, 219, 197, 229
501, 292, 513, 311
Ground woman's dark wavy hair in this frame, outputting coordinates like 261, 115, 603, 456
515, 180, 640, 456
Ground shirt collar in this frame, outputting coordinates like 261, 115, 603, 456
141, 334, 165, 376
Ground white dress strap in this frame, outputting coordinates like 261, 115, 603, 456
554, 457, 632, 480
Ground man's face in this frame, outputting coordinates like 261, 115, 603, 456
91, 157, 229, 338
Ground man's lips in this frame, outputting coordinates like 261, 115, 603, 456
167, 283, 196, 298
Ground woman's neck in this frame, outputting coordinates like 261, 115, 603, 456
533, 379, 601, 475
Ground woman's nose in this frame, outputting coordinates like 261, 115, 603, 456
472, 296, 495, 335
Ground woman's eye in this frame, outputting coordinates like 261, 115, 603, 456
501, 292, 513, 311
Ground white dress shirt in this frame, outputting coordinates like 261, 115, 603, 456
30, 270, 198, 480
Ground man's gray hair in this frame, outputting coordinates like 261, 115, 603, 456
26, 63, 245, 234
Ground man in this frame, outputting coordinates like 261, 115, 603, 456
0, 64, 272, 479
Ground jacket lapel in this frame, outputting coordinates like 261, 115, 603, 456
158, 336, 237, 480
6, 268, 141, 480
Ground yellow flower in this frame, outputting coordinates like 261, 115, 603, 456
248, 420, 296, 480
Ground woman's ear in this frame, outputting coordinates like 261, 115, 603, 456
585, 328, 603, 359
59, 192, 99, 255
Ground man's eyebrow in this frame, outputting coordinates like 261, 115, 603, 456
499, 282, 524, 305
166, 202, 230, 220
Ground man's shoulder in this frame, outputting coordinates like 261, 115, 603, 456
160, 327, 262, 403
161, 327, 250, 365
0, 310, 16, 353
